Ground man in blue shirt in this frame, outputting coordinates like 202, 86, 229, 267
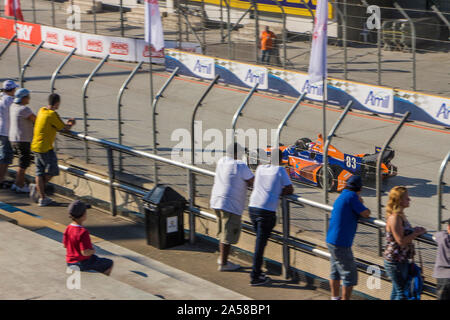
326, 175, 370, 300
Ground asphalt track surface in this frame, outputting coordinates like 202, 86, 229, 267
1, 40, 449, 276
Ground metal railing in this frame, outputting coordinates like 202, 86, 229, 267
56, 129, 439, 297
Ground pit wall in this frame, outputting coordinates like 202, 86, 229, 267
165, 49, 450, 128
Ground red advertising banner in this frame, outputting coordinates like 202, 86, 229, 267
0, 17, 41, 45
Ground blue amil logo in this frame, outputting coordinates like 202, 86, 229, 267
436, 103, 449, 119
365, 91, 390, 108
193, 59, 212, 75
244, 69, 265, 85
302, 80, 323, 96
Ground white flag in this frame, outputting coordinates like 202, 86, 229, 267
144, 0, 164, 52
308, 0, 328, 86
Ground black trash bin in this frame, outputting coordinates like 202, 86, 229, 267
142, 184, 186, 249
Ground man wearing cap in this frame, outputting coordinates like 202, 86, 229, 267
326, 175, 370, 300
0, 80, 19, 187
29, 93, 75, 206
63, 200, 113, 275
9, 88, 36, 193
433, 218, 450, 300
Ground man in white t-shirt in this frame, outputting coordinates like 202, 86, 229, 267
248, 148, 293, 285
0, 80, 19, 187
210, 143, 254, 272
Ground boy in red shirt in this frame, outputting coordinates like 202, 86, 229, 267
63, 200, 113, 275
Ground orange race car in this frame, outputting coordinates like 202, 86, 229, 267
247, 134, 397, 192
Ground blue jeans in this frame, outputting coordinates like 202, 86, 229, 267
261, 49, 272, 64
384, 260, 409, 300
68, 255, 113, 273
249, 207, 276, 281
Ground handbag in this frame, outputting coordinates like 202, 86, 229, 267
404, 242, 424, 300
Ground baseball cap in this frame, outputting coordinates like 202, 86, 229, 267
13, 88, 30, 104
2, 80, 19, 91
345, 175, 363, 190
68, 200, 91, 218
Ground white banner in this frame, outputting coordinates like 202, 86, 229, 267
220, 60, 268, 89
41, 26, 81, 53
346, 82, 394, 114
274, 69, 324, 101
180, 52, 215, 79
81, 33, 136, 61
396, 91, 450, 126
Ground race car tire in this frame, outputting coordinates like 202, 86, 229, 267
317, 165, 337, 192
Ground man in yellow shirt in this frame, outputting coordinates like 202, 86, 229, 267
29, 94, 75, 206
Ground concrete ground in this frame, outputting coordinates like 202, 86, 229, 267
0, 189, 331, 300
12, 0, 450, 97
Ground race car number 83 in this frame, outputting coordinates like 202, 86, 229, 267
345, 155, 357, 169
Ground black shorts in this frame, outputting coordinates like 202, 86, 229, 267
12, 142, 32, 169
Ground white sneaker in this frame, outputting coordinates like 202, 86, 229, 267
29, 184, 39, 203
218, 261, 241, 272
217, 257, 222, 265
14, 185, 30, 193
38, 197, 53, 207
10, 184, 17, 192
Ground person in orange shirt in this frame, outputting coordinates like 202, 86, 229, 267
260, 26, 276, 64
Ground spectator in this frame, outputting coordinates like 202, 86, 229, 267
260, 26, 276, 64
326, 175, 370, 300
210, 142, 254, 271
0, 80, 19, 187
248, 149, 293, 286
383, 186, 426, 300
9, 88, 36, 193
29, 93, 75, 206
433, 218, 450, 300
64, 200, 113, 275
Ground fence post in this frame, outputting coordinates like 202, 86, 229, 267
106, 147, 117, 216
20, 41, 45, 87
393, 2, 416, 91
323, 101, 353, 205
282, 196, 291, 279
334, 2, 347, 80
0, 35, 17, 59
50, 48, 77, 94
51, 0, 56, 26
82, 54, 109, 163
437, 151, 450, 231
188, 168, 196, 244
275, 93, 306, 148
117, 61, 143, 171
190, 75, 220, 167
361, 0, 381, 85
152, 67, 179, 184
231, 83, 258, 142
32, 0, 37, 23
431, 5, 450, 37
93, 0, 97, 34
376, 111, 410, 256
120, 0, 124, 37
